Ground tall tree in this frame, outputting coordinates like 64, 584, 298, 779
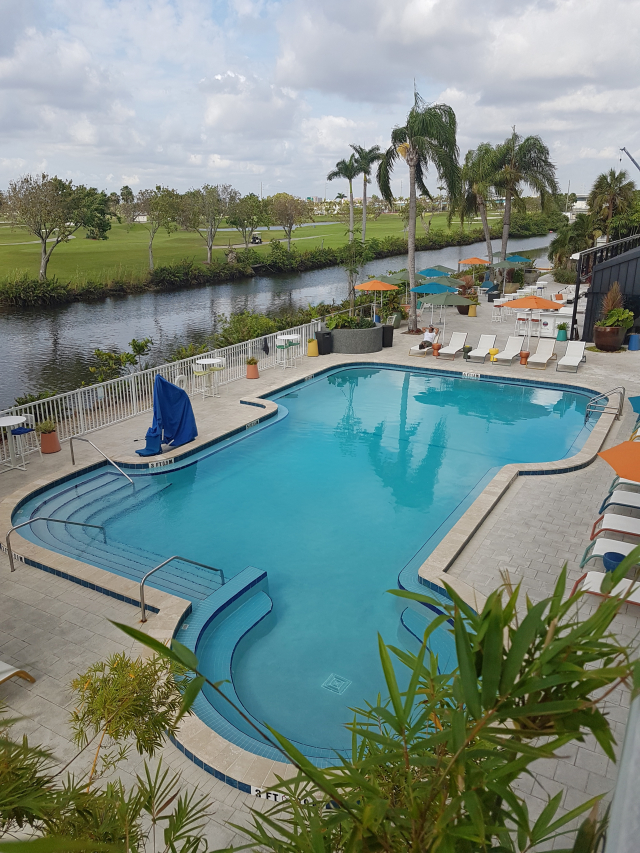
227, 193, 270, 248
377, 93, 460, 332
181, 183, 239, 264
548, 212, 596, 267
492, 130, 558, 265
327, 155, 361, 243
136, 185, 182, 270
269, 193, 314, 251
588, 168, 636, 236
455, 143, 497, 263
5, 174, 111, 280
350, 144, 382, 242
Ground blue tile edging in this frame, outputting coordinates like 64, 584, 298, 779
0, 541, 161, 613
168, 734, 252, 794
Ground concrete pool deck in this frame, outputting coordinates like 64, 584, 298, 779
1, 294, 640, 838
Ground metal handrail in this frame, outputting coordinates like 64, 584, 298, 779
139, 556, 225, 622
585, 386, 626, 423
6, 517, 106, 572
70, 436, 134, 486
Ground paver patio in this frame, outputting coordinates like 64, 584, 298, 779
1, 279, 639, 845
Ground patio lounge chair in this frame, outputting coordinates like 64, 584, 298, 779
409, 330, 440, 357
467, 334, 496, 363
580, 538, 640, 569
494, 337, 522, 365
572, 571, 640, 606
556, 341, 586, 373
0, 660, 35, 687
599, 489, 640, 514
438, 332, 468, 360
591, 513, 640, 541
525, 338, 557, 370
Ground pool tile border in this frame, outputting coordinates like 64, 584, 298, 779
0, 360, 623, 795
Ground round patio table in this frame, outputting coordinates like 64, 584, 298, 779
0, 416, 26, 471
195, 357, 225, 398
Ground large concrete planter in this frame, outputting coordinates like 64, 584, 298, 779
330, 326, 383, 354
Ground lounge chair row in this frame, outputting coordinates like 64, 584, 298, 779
410, 333, 586, 372
576, 424, 640, 603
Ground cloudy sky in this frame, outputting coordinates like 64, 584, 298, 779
1, 0, 639, 200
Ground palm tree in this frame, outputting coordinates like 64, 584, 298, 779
350, 144, 382, 242
455, 143, 497, 263
547, 213, 595, 267
377, 92, 459, 332
327, 156, 361, 242
588, 169, 636, 236
492, 131, 558, 264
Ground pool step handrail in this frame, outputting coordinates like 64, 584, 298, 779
70, 437, 134, 487
585, 386, 626, 423
140, 556, 225, 623
5, 517, 106, 572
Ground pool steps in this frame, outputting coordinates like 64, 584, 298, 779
18, 471, 223, 602
177, 566, 343, 768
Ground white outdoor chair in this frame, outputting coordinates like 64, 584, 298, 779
409, 330, 440, 357
494, 337, 523, 365
467, 334, 496, 363
575, 572, 640, 606
10, 414, 41, 461
438, 332, 468, 360
581, 539, 640, 569
600, 490, 640, 515
525, 338, 557, 370
556, 341, 586, 373
591, 513, 640, 541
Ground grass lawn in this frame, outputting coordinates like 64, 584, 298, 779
0, 211, 502, 282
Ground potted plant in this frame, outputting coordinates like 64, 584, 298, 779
556, 321, 568, 342
246, 356, 259, 379
36, 419, 61, 454
454, 275, 476, 315
307, 337, 319, 357
593, 281, 634, 352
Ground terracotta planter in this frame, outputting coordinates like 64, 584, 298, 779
593, 326, 626, 352
40, 431, 61, 454
246, 363, 259, 379
432, 343, 442, 358
519, 351, 530, 366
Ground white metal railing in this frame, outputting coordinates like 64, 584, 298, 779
0, 319, 323, 457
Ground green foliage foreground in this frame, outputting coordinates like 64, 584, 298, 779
2, 550, 638, 853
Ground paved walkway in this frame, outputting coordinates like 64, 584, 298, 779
1, 287, 640, 844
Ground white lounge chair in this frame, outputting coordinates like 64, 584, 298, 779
591, 513, 640, 541
0, 661, 35, 687
600, 490, 640, 514
494, 336, 522, 365
467, 334, 496, 363
575, 571, 640, 606
526, 338, 557, 370
581, 538, 640, 568
438, 332, 468, 360
409, 330, 440, 357
556, 341, 586, 373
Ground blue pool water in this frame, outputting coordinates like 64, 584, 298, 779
14, 367, 594, 758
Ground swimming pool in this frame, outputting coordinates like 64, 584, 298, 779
14, 366, 595, 760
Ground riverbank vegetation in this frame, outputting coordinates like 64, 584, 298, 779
0, 212, 560, 307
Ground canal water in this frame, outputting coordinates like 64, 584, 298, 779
0, 235, 551, 408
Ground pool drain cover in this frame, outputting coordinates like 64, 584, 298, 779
322, 673, 351, 695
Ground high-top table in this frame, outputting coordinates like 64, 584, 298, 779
0, 416, 26, 471
194, 357, 225, 398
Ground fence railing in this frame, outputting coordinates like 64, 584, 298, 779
0, 318, 324, 464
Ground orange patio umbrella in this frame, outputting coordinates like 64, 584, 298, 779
500, 295, 562, 349
459, 257, 488, 265
598, 442, 640, 483
354, 279, 399, 319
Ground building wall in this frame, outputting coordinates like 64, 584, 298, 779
583, 246, 640, 340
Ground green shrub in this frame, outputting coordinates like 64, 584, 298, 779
552, 267, 577, 285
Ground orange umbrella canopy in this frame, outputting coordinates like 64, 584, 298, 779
500, 296, 561, 310
355, 280, 399, 290
598, 442, 640, 482
459, 257, 488, 265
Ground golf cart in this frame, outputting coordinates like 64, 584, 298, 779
250, 232, 262, 244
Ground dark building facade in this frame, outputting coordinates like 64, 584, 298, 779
582, 243, 640, 341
